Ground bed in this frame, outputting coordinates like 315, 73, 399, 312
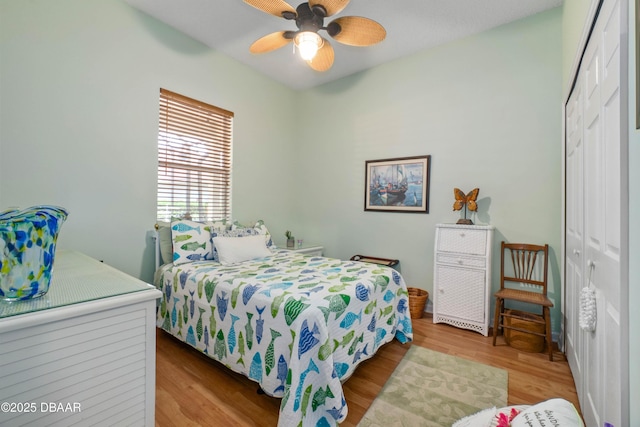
153, 219, 413, 427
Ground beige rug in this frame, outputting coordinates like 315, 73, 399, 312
358, 346, 508, 426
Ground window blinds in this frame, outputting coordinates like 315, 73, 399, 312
157, 89, 233, 222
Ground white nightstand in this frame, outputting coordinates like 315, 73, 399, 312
279, 244, 324, 257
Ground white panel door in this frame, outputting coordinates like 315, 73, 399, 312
585, 2, 623, 425
565, 76, 584, 399
582, 15, 605, 426
564, 0, 626, 426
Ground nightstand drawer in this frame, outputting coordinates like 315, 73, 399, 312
436, 253, 486, 268
436, 227, 487, 255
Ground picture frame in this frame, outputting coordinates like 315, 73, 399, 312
365, 155, 431, 213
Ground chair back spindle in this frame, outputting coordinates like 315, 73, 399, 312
502, 243, 548, 294
510, 249, 537, 280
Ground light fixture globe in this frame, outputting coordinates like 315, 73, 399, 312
294, 31, 323, 60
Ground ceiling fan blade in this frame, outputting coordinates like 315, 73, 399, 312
308, 0, 349, 17
250, 31, 292, 54
307, 38, 334, 72
243, 0, 296, 18
328, 16, 386, 46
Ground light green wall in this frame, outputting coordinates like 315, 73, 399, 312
0, 2, 569, 339
0, 0, 298, 282
295, 9, 563, 332
562, 0, 595, 91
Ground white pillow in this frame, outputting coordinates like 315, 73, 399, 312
511, 399, 584, 427
212, 235, 272, 265
211, 227, 260, 262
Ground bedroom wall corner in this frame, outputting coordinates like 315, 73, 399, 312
293, 8, 564, 333
0, 0, 298, 283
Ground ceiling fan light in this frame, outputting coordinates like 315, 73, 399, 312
294, 31, 322, 60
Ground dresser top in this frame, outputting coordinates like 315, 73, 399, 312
0, 250, 157, 319
436, 223, 495, 230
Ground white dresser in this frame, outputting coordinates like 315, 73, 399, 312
433, 224, 494, 336
0, 251, 162, 426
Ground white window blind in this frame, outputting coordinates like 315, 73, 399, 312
157, 89, 233, 222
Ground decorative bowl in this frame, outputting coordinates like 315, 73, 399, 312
0, 205, 68, 301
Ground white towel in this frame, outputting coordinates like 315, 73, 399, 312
579, 287, 596, 332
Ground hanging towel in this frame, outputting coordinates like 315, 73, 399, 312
579, 287, 596, 332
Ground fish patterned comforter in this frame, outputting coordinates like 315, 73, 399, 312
155, 250, 413, 427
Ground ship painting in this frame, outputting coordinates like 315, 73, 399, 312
369, 164, 420, 206
365, 156, 430, 212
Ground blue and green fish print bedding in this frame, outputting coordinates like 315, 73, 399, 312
155, 250, 413, 427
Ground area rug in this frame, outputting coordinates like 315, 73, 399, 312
358, 346, 508, 427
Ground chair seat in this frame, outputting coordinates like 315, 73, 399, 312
495, 288, 553, 307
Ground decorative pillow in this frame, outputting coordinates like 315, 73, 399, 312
212, 235, 272, 265
452, 407, 497, 427
167, 219, 230, 265
231, 220, 276, 249
453, 405, 532, 427
495, 407, 523, 427
511, 399, 584, 427
171, 219, 212, 265
207, 218, 231, 233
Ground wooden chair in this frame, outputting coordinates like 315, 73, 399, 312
492, 242, 553, 361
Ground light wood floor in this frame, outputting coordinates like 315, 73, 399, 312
155, 315, 580, 426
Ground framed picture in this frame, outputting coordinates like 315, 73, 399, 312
365, 155, 431, 213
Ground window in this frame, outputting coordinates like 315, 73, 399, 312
157, 89, 233, 222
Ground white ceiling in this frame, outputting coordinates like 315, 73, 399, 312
124, 0, 562, 90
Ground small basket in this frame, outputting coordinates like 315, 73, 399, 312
407, 287, 429, 319
504, 309, 545, 353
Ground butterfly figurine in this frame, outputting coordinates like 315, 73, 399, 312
453, 188, 479, 212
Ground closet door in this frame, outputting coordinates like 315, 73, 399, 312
565, 76, 584, 400
584, 2, 624, 426
564, 0, 627, 426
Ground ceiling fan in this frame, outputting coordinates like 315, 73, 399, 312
244, 0, 386, 72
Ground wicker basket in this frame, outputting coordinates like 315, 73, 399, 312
504, 309, 545, 353
408, 287, 429, 319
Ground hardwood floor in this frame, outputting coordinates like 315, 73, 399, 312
155, 315, 580, 426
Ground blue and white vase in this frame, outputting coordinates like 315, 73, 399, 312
0, 205, 68, 301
